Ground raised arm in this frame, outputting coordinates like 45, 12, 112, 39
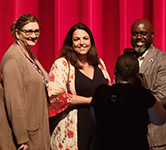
137, 72, 166, 125
148, 100, 166, 125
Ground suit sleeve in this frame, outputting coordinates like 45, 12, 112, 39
153, 57, 166, 108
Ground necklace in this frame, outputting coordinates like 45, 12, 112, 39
16, 42, 47, 83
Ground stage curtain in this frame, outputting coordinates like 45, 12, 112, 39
0, 0, 166, 79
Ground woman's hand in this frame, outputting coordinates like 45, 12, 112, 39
18, 143, 29, 150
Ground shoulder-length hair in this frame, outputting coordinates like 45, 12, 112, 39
59, 23, 100, 68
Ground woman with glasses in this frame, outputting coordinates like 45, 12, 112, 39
0, 14, 50, 150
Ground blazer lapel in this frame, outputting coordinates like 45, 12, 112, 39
140, 45, 157, 73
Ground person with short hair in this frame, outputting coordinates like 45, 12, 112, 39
91, 54, 166, 150
131, 19, 166, 150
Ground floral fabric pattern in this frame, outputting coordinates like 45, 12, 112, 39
48, 57, 111, 150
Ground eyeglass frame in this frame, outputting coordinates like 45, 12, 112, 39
20, 29, 41, 36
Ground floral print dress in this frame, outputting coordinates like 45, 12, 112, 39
48, 57, 111, 150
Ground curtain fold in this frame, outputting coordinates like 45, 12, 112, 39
153, 0, 166, 50
1, 0, 166, 79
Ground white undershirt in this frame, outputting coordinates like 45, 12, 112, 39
138, 50, 149, 67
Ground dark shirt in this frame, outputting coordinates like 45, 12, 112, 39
75, 66, 108, 150
91, 83, 156, 150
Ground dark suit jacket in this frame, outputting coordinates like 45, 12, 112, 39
140, 44, 166, 147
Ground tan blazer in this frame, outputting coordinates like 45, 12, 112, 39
140, 44, 166, 148
0, 43, 50, 150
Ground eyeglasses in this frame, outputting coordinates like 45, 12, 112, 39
20, 29, 41, 36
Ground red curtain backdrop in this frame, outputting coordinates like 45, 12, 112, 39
1, 0, 166, 79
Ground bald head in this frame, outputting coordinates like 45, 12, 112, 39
131, 19, 154, 56
131, 19, 153, 33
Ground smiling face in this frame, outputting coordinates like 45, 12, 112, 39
72, 29, 91, 57
16, 22, 40, 50
131, 19, 154, 55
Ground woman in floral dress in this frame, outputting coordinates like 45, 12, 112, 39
48, 23, 111, 150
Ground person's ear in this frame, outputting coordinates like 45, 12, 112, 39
15, 29, 20, 40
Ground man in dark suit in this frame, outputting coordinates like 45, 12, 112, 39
131, 18, 166, 150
